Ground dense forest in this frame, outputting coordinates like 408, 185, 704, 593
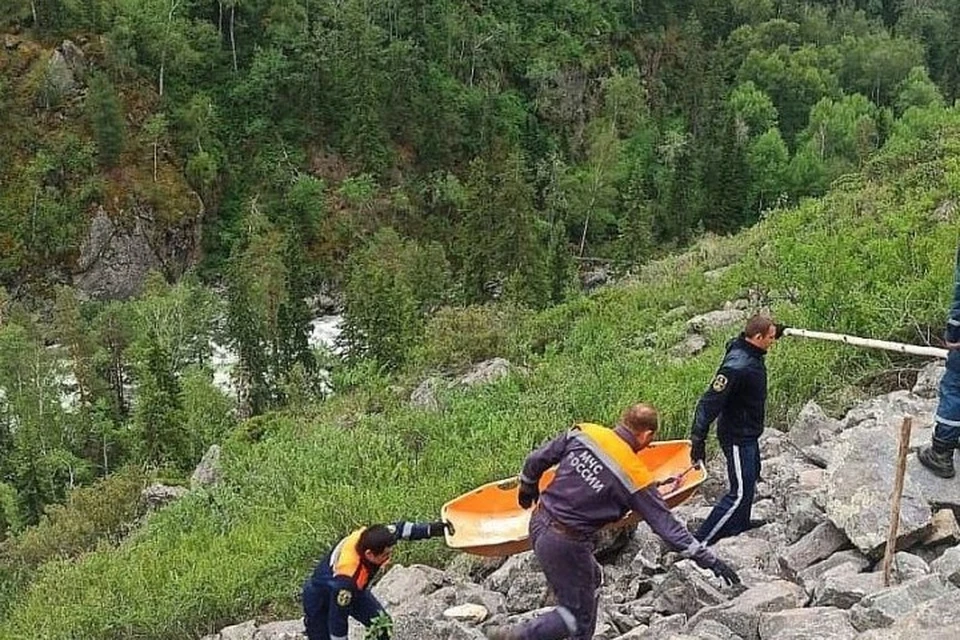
2, 0, 960, 637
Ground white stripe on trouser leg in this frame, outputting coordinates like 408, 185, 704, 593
556, 606, 577, 634
936, 414, 960, 428
702, 444, 744, 545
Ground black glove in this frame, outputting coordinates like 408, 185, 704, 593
709, 558, 741, 586
427, 521, 452, 537
518, 480, 540, 509
690, 437, 706, 465
774, 323, 789, 339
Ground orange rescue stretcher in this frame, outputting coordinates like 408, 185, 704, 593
441, 440, 705, 556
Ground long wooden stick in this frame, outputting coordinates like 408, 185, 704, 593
882, 416, 913, 587
784, 328, 949, 359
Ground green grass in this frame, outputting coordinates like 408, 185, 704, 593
3, 111, 960, 639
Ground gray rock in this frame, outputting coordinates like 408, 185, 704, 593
44, 48, 77, 101
686, 580, 806, 640
758, 428, 788, 459
389, 613, 484, 639
650, 561, 728, 617
783, 492, 826, 544
778, 521, 850, 579
686, 619, 743, 639
912, 361, 945, 399
907, 453, 960, 509
930, 545, 960, 586
710, 536, 781, 580
140, 483, 188, 511
642, 613, 687, 638
839, 391, 937, 433
671, 334, 708, 358
788, 401, 840, 449
856, 589, 960, 639
922, 508, 960, 545
758, 607, 856, 640
73, 207, 165, 300
812, 571, 884, 609
686, 309, 748, 334
823, 424, 931, 555
628, 523, 666, 575
218, 621, 257, 640
482, 552, 550, 612
410, 377, 444, 411
849, 574, 952, 631
191, 444, 222, 490
457, 358, 511, 387
797, 550, 871, 593
582, 268, 609, 290
889, 551, 929, 582
372, 564, 446, 614
445, 553, 507, 584
252, 620, 304, 640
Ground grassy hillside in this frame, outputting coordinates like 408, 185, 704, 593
2, 107, 960, 639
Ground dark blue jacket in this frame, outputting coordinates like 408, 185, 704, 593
307, 522, 435, 639
946, 247, 960, 373
521, 424, 717, 568
692, 335, 768, 445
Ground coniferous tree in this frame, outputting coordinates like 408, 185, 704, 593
86, 73, 124, 168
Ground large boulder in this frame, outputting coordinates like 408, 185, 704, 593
191, 444, 222, 490
757, 607, 857, 640
822, 423, 932, 555
849, 574, 953, 631
788, 401, 841, 449
685, 581, 806, 640
686, 309, 748, 334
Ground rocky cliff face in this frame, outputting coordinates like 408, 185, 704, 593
73, 199, 203, 300
202, 361, 960, 640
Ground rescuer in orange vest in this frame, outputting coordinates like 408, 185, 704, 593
301, 520, 450, 640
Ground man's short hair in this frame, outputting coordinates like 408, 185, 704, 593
744, 314, 774, 339
358, 525, 396, 555
620, 404, 659, 433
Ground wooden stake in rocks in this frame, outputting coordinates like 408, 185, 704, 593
882, 416, 913, 587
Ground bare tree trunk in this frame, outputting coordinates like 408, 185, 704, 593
31, 1, 38, 28
153, 141, 158, 182
218, 1, 224, 36
159, 0, 181, 97
230, 5, 238, 73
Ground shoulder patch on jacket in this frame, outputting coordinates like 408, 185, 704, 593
337, 589, 352, 607
711, 374, 728, 392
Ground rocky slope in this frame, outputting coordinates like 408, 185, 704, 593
200, 359, 960, 640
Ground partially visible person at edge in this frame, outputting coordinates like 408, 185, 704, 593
919, 246, 960, 478
301, 519, 451, 640
689, 313, 785, 546
484, 403, 741, 640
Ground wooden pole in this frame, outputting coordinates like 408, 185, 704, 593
882, 416, 913, 587
783, 328, 949, 359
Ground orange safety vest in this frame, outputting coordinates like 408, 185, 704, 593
329, 528, 372, 590
572, 423, 655, 493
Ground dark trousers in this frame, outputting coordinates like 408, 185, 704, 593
302, 580, 389, 640
518, 509, 602, 640
934, 367, 960, 445
696, 439, 761, 545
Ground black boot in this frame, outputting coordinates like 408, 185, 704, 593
919, 438, 956, 479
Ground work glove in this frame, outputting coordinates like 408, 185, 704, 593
428, 521, 453, 537
690, 437, 706, 466
518, 480, 540, 509
708, 558, 741, 586
774, 323, 789, 339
